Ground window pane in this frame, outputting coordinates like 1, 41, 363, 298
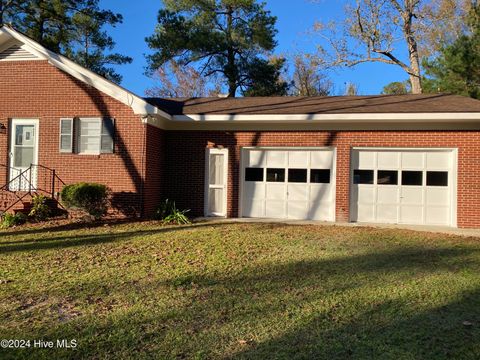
15, 125, 34, 146
377, 170, 398, 185
288, 169, 307, 183
60, 135, 72, 150
311, 169, 330, 183
402, 171, 423, 186
101, 118, 115, 153
427, 171, 448, 186
353, 170, 374, 184
245, 168, 263, 181
80, 136, 100, 153
80, 120, 101, 136
208, 188, 223, 214
266, 168, 285, 182
14, 146, 34, 167
209, 154, 224, 185
60, 119, 72, 134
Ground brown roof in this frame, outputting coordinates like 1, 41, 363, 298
145, 94, 480, 115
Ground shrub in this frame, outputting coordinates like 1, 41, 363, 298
154, 199, 190, 225
1, 212, 27, 229
61, 182, 109, 218
28, 194, 51, 221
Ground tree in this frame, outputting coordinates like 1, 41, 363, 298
1, 0, 131, 83
423, 3, 480, 98
145, 0, 285, 97
146, 61, 221, 97
312, 0, 472, 94
345, 82, 359, 96
242, 57, 289, 96
381, 80, 411, 94
289, 55, 332, 96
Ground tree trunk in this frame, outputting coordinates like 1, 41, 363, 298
403, 2, 423, 94
225, 6, 237, 97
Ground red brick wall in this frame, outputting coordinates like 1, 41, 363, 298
164, 131, 480, 228
0, 60, 160, 216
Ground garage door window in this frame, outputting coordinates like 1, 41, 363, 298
353, 170, 374, 184
377, 170, 398, 185
288, 169, 307, 183
427, 171, 448, 186
311, 169, 330, 183
402, 171, 423, 186
267, 168, 285, 182
245, 168, 263, 182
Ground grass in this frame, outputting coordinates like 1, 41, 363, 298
1, 221, 480, 359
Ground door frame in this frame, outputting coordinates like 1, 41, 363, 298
204, 147, 229, 217
239, 146, 337, 220
9, 118, 40, 189
349, 147, 458, 227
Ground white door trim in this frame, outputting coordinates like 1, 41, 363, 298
349, 147, 457, 227
239, 146, 336, 220
9, 118, 39, 190
204, 147, 228, 217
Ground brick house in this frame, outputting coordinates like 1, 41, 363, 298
1, 26, 479, 228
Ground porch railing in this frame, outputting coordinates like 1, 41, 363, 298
0, 164, 66, 214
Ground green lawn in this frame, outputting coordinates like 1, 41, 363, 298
1, 221, 480, 359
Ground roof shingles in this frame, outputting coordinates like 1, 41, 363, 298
145, 94, 480, 115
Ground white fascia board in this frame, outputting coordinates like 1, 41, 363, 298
172, 113, 480, 122
0, 27, 171, 119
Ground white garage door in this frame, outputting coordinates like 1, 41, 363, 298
241, 148, 335, 221
351, 149, 457, 226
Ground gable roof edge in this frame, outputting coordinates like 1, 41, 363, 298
0, 26, 171, 119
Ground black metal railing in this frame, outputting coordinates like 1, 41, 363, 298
0, 164, 66, 214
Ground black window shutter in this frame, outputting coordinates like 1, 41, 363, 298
101, 118, 115, 153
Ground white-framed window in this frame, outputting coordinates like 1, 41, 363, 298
60, 117, 115, 155
59, 118, 73, 153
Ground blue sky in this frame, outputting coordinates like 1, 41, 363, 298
100, 0, 407, 96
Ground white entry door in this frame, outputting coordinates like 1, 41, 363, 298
350, 149, 456, 226
241, 148, 335, 221
9, 119, 39, 191
205, 148, 228, 217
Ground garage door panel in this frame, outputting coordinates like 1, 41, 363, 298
356, 186, 375, 203
266, 200, 286, 218
426, 207, 449, 225
310, 184, 333, 202
267, 151, 287, 167
401, 152, 424, 169
243, 199, 264, 218
426, 188, 449, 206
378, 152, 400, 169
288, 201, 309, 219
288, 151, 309, 168
357, 204, 375, 222
311, 151, 334, 169
308, 202, 333, 221
376, 204, 398, 223
401, 187, 423, 205
399, 205, 423, 224
288, 184, 308, 201
266, 184, 286, 200
246, 150, 266, 167
426, 152, 450, 169
244, 182, 265, 199
377, 187, 399, 204
355, 150, 375, 169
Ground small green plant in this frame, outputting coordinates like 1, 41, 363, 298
61, 182, 109, 218
28, 194, 51, 221
1, 212, 27, 229
154, 199, 191, 225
